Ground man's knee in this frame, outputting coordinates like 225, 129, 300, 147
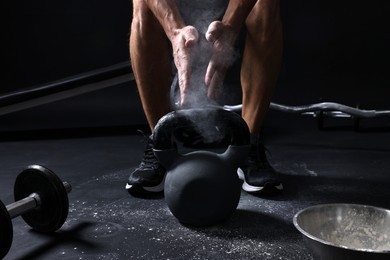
132, 0, 163, 35
133, 0, 151, 17
245, 0, 282, 43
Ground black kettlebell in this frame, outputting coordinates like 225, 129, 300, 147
153, 108, 250, 227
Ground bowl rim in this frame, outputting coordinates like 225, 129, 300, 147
293, 203, 390, 254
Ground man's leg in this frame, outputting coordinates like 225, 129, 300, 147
130, 0, 172, 132
241, 0, 283, 134
238, 0, 283, 193
127, 0, 172, 192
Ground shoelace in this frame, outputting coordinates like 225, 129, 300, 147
138, 131, 160, 169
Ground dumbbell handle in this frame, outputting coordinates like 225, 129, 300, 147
6, 181, 71, 219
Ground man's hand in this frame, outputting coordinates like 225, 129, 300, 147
205, 21, 237, 100
171, 26, 199, 106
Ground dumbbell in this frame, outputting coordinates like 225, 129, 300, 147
0, 165, 71, 259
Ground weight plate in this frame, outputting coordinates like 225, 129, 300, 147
14, 165, 69, 233
0, 200, 13, 259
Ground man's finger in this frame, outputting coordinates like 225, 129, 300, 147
205, 60, 216, 87
185, 37, 196, 48
207, 69, 225, 100
178, 64, 192, 107
184, 26, 199, 47
205, 21, 223, 43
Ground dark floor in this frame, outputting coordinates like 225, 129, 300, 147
1, 112, 390, 260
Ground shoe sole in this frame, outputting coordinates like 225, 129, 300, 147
237, 168, 283, 194
125, 173, 166, 193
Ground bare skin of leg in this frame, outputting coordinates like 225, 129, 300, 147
241, 0, 283, 135
130, 0, 200, 131
130, 0, 172, 132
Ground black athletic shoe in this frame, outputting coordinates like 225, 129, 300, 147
237, 143, 283, 194
126, 132, 166, 193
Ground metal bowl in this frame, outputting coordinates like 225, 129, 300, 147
293, 204, 390, 260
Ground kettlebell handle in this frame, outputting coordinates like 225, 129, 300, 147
153, 108, 250, 150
